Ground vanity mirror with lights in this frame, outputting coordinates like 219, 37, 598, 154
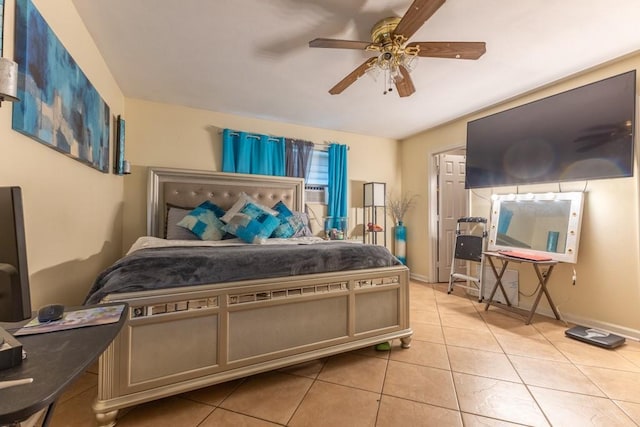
487, 192, 585, 263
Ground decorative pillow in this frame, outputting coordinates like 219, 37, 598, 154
221, 192, 277, 224
292, 211, 314, 237
223, 202, 280, 244
271, 201, 305, 238
177, 201, 226, 241
166, 206, 199, 240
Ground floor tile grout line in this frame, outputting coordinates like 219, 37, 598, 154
372, 348, 391, 426
429, 283, 465, 424
192, 406, 217, 427
610, 400, 640, 427
429, 282, 549, 425
536, 317, 632, 402
440, 282, 556, 426
178, 377, 246, 409
282, 358, 325, 426
572, 363, 635, 403
480, 294, 555, 427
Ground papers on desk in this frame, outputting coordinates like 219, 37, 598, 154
497, 250, 553, 262
14, 305, 126, 337
0, 378, 32, 390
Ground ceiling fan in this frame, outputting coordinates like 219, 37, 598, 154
573, 121, 633, 152
308, 0, 486, 97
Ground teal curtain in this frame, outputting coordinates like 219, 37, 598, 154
222, 129, 285, 176
326, 143, 348, 230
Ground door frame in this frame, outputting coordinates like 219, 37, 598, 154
428, 144, 467, 283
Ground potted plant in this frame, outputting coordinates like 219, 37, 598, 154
387, 193, 417, 226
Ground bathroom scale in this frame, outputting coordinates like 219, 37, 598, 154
565, 325, 625, 349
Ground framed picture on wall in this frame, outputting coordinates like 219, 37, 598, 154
114, 115, 128, 175
12, 0, 110, 173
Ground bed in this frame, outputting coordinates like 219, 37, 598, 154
90, 167, 412, 427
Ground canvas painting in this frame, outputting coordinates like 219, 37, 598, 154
12, 0, 110, 173
114, 115, 126, 175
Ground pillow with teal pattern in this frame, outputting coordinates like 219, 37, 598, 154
177, 201, 226, 241
223, 202, 280, 244
221, 192, 277, 224
271, 201, 305, 238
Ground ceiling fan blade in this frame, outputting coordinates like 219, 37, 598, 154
309, 38, 372, 50
329, 58, 377, 95
395, 66, 415, 97
393, 0, 445, 41
406, 41, 486, 59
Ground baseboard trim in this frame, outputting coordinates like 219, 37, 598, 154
409, 273, 431, 283
518, 304, 640, 341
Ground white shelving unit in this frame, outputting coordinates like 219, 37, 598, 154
363, 182, 386, 246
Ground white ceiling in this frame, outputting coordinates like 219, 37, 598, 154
71, 0, 640, 140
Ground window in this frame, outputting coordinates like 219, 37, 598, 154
306, 149, 328, 186
305, 149, 328, 203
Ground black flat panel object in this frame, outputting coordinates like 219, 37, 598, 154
565, 325, 626, 349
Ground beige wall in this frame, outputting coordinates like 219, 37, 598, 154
121, 98, 401, 250
401, 54, 640, 336
0, 0, 125, 309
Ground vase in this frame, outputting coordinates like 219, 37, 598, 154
394, 221, 407, 264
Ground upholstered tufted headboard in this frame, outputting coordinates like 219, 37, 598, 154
147, 167, 305, 238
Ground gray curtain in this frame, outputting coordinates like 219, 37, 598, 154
285, 139, 314, 179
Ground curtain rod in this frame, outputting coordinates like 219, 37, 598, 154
217, 127, 349, 150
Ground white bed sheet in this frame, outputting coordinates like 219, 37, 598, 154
127, 235, 361, 255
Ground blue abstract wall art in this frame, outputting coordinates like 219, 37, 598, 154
12, 0, 110, 173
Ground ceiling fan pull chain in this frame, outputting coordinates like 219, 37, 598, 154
383, 68, 391, 95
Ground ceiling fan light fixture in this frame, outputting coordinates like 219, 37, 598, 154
365, 65, 381, 82
400, 53, 418, 72
376, 52, 393, 70
389, 66, 404, 84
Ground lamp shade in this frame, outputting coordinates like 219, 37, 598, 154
0, 58, 19, 102
364, 182, 385, 207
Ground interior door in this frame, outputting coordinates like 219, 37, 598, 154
437, 153, 468, 282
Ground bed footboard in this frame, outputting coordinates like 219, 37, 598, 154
93, 266, 411, 426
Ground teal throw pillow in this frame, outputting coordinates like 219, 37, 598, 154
177, 201, 226, 241
271, 201, 305, 238
224, 202, 280, 244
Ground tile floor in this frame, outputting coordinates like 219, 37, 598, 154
46, 281, 640, 426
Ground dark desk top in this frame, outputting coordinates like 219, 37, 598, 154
0, 302, 127, 424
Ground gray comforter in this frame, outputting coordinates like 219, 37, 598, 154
84, 242, 401, 305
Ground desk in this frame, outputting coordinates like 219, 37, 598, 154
483, 252, 561, 325
0, 303, 127, 426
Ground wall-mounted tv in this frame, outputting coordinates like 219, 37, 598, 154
465, 70, 636, 189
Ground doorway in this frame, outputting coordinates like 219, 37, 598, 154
431, 148, 468, 283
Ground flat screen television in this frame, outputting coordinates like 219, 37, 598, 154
0, 187, 32, 322
465, 70, 636, 189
